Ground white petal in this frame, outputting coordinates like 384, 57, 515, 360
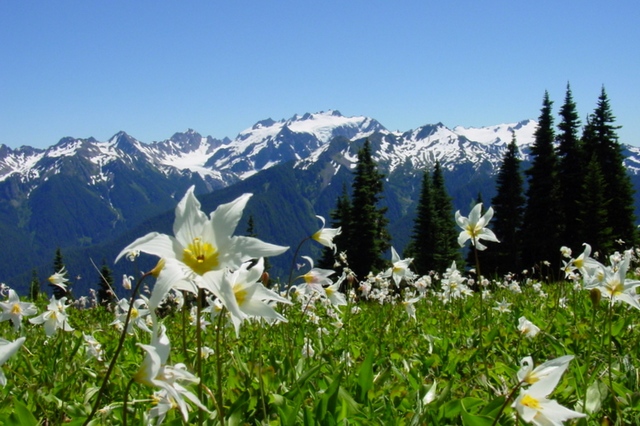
115, 233, 178, 263
173, 187, 208, 247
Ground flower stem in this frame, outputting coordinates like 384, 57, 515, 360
215, 310, 226, 425
196, 287, 205, 426
84, 272, 150, 425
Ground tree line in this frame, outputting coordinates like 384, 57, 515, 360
320, 85, 637, 280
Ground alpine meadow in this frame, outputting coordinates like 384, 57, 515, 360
1, 87, 640, 426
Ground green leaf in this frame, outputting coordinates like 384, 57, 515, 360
7, 400, 38, 426
357, 350, 375, 402
461, 410, 494, 426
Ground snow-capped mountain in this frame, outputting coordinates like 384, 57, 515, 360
1, 109, 639, 295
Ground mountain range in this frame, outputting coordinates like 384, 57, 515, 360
2, 110, 639, 296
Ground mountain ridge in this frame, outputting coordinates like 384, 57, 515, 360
1, 110, 639, 296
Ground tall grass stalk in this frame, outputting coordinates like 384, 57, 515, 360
83, 271, 151, 426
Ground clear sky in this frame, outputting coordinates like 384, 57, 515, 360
1, 1, 639, 149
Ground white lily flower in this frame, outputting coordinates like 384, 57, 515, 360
48, 267, 69, 291
29, 296, 74, 337
383, 247, 415, 287
205, 258, 291, 337
517, 316, 540, 339
134, 326, 207, 422
0, 337, 26, 386
311, 215, 342, 253
0, 289, 38, 331
115, 186, 288, 283
455, 203, 500, 251
513, 355, 585, 425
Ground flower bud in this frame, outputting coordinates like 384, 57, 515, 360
589, 288, 601, 307
150, 258, 166, 278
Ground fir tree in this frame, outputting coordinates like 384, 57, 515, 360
487, 132, 525, 275
430, 161, 462, 272
97, 260, 116, 307
578, 155, 612, 255
556, 83, 585, 252
405, 170, 437, 275
29, 269, 41, 301
348, 139, 390, 278
582, 87, 637, 248
522, 91, 562, 271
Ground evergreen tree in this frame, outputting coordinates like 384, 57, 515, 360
430, 161, 462, 272
405, 170, 437, 275
348, 139, 390, 278
556, 83, 585, 252
578, 155, 612, 255
582, 87, 636, 248
97, 260, 116, 307
522, 91, 562, 271
318, 183, 352, 270
51, 248, 70, 299
487, 132, 525, 275
29, 269, 41, 301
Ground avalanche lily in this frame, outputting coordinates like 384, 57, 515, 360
0, 337, 26, 386
513, 355, 585, 425
48, 267, 69, 291
311, 215, 342, 252
383, 246, 415, 287
0, 289, 37, 331
584, 250, 640, 309
517, 316, 541, 339
455, 203, 499, 250
134, 325, 207, 423
29, 296, 74, 337
115, 186, 288, 281
204, 257, 291, 337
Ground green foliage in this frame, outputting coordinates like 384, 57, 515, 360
431, 161, 463, 271
522, 91, 562, 271
582, 87, 637, 249
344, 139, 390, 278
556, 83, 586, 253
485, 133, 525, 276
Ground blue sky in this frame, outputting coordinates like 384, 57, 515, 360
1, 1, 639, 148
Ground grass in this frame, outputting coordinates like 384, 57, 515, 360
1, 256, 639, 425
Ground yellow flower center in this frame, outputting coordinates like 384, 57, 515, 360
326, 287, 334, 296
131, 307, 139, 319
233, 283, 248, 306
607, 279, 623, 297
521, 394, 541, 409
466, 224, 481, 238
11, 304, 22, 314
183, 237, 220, 275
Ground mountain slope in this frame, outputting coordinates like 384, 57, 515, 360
1, 110, 639, 295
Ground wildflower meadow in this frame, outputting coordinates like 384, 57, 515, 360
1, 187, 639, 425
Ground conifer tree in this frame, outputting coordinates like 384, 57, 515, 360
348, 139, 390, 278
487, 132, 525, 275
29, 269, 41, 301
430, 161, 462, 272
405, 170, 437, 275
556, 83, 585, 252
522, 91, 562, 270
582, 87, 636, 248
578, 155, 612, 255
97, 260, 116, 307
